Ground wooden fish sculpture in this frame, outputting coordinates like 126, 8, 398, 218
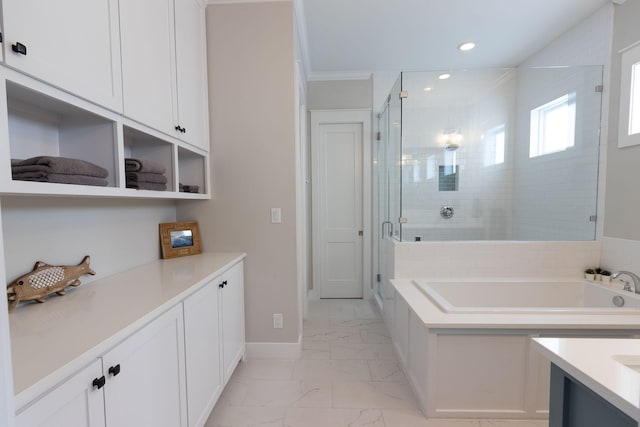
6, 256, 95, 312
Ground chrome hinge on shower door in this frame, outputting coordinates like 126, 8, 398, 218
399, 91, 408, 99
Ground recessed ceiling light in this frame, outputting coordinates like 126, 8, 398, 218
423, 87, 432, 92
438, 73, 451, 80
458, 41, 476, 51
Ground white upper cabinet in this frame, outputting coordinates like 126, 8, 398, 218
120, 0, 209, 151
119, 0, 177, 137
174, 0, 209, 151
1, 0, 123, 112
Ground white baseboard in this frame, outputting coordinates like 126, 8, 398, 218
245, 335, 302, 360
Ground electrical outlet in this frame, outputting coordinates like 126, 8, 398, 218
273, 313, 283, 329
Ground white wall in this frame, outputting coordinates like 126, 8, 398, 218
177, 2, 299, 345
604, 0, 640, 241
2, 197, 176, 283
601, 0, 640, 271
307, 78, 373, 110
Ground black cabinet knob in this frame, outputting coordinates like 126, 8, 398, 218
11, 42, 27, 56
92, 376, 106, 390
175, 125, 181, 132
108, 364, 121, 377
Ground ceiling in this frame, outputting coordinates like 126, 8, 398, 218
299, 0, 612, 77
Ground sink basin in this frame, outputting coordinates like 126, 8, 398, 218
613, 355, 640, 373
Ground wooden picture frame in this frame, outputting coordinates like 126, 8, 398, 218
159, 221, 202, 259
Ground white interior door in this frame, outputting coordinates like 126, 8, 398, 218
312, 112, 364, 299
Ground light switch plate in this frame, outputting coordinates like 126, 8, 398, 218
271, 208, 282, 224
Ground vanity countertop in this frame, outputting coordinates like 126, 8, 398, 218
10, 252, 246, 409
533, 337, 640, 423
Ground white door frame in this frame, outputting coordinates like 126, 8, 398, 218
310, 109, 372, 300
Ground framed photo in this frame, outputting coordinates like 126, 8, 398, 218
159, 221, 202, 259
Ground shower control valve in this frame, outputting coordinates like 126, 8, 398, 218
440, 206, 454, 220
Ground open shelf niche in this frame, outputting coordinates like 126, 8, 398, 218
6, 81, 118, 188
177, 146, 207, 195
122, 125, 175, 193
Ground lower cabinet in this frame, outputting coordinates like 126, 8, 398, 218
183, 278, 222, 427
16, 360, 106, 427
220, 262, 245, 384
16, 304, 186, 427
183, 260, 245, 427
15, 260, 246, 427
549, 364, 636, 427
102, 304, 187, 427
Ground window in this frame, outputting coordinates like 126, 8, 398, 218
529, 93, 576, 158
483, 124, 505, 166
618, 42, 640, 148
629, 62, 640, 135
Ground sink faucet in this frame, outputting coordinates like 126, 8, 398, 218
611, 271, 640, 294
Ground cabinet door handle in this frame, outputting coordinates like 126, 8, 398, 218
12, 42, 27, 56
92, 376, 106, 390
108, 364, 121, 377
219, 280, 227, 289
175, 125, 182, 132
181, 127, 186, 134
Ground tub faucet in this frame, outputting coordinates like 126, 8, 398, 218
611, 271, 640, 294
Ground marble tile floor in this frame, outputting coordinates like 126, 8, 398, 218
205, 298, 548, 427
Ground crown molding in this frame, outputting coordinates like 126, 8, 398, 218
308, 71, 374, 82
206, 0, 291, 4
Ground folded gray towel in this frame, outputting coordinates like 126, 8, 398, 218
125, 158, 166, 174
126, 182, 167, 191
13, 156, 108, 178
13, 172, 108, 186
126, 172, 167, 184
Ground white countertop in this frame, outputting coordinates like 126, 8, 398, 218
533, 337, 640, 423
391, 278, 640, 329
9, 252, 246, 409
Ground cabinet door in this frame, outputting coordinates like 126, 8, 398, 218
119, 0, 177, 135
220, 262, 245, 384
2, 0, 122, 111
102, 304, 187, 427
183, 281, 222, 427
16, 359, 105, 427
174, 0, 209, 151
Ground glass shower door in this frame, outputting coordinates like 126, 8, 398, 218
375, 75, 402, 306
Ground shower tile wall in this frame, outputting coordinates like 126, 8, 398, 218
391, 241, 601, 279
400, 69, 516, 241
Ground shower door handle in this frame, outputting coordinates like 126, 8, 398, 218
381, 221, 393, 238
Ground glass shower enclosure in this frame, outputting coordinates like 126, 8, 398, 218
374, 66, 603, 299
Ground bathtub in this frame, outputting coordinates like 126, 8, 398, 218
413, 279, 640, 314
387, 278, 640, 421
